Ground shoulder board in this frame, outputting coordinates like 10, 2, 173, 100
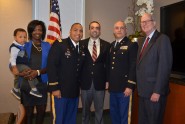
131, 38, 138, 42
58, 38, 62, 42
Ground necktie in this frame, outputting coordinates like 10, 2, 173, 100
75, 45, 79, 53
139, 37, 150, 60
114, 41, 119, 48
92, 41, 97, 62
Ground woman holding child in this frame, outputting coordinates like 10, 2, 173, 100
20, 20, 50, 124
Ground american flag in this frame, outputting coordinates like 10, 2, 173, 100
46, 0, 62, 44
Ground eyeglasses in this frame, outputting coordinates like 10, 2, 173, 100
141, 20, 153, 25
114, 26, 126, 30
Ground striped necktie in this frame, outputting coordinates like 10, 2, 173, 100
92, 41, 97, 62
139, 37, 150, 60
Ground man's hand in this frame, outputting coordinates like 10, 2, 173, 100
52, 90, 61, 99
150, 93, 160, 102
124, 88, 132, 97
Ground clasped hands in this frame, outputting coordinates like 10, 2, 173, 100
19, 69, 38, 81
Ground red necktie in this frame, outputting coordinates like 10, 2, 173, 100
139, 37, 150, 60
92, 41, 97, 62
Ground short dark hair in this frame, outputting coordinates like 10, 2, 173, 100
13, 28, 26, 36
27, 20, 46, 40
89, 21, 101, 30
70, 23, 82, 30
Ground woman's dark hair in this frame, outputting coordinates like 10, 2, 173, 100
27, 20, 46, 40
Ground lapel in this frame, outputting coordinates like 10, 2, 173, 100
96, 39, 105, 61
119, 37, 128, 47
137, 30, 161, 64
84, 38, 92, 58
116, 37, 129, 51
111, 41, 117, 49
66, 37, 76, 53
110, 37, 128, 53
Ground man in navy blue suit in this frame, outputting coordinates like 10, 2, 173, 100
80, 21, 110, 124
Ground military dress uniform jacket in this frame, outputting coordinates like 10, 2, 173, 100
108, 37, 138, 92
80, 38, 110, 90
47, 37, 85, 98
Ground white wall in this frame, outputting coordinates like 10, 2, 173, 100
33, 0, 85, 39
85, 0, 131, 42
0, 0, 32, 113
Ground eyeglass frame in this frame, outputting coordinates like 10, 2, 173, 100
140, 20, 153, 25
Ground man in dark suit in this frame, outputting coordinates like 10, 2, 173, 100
108, 21, 138, 124
47, 23, 85, 124
80, 21, 110, 124
136, 13, 173, 124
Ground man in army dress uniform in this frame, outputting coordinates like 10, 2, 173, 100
108, 21, 138, 124
47, 23, 84, 124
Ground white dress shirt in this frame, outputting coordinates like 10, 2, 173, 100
88, 38, 100, 57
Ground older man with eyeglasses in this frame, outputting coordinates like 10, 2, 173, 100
136, 13, 173, 124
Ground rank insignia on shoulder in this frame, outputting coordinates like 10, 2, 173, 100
120, 46, 128, 50
58, 37, 62, 42
131, 38, 139, 42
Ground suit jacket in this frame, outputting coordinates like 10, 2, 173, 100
108, 36, 138, 92
136, 30, 173, 98
80, 38, 110, 90
47, 37, 85, 98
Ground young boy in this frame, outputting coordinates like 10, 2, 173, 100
9, 28, 42, 100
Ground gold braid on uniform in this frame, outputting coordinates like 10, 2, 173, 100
128, 80, 136, 85
128, 94, 133, 124
49, 82, 59, 86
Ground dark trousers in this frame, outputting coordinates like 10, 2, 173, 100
138, 96, 167, 124
81, 83, 105, 124
24, 104, 46, 124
